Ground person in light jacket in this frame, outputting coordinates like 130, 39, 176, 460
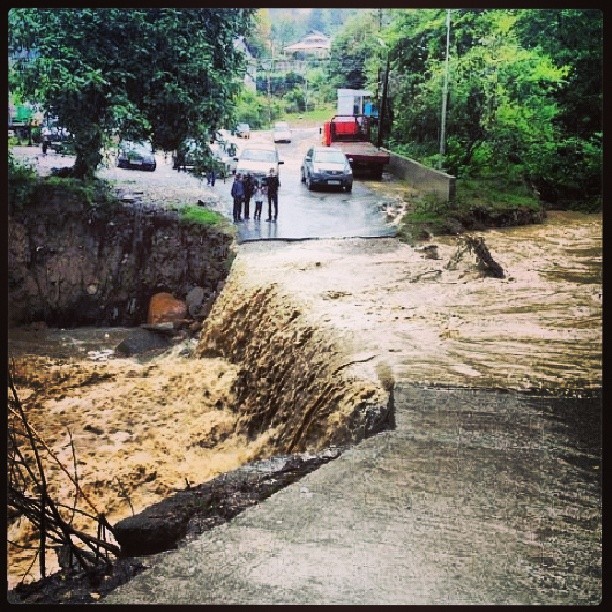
253, 179, 265, 220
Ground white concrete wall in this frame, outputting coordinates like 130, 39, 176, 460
384, 149, 456, 203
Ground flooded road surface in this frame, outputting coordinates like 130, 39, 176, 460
8, 139, 601, 600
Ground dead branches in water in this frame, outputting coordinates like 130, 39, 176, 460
7, 366, 120, 586
446, 235, 505, 278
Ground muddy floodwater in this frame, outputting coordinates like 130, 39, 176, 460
7, 189, 602, 601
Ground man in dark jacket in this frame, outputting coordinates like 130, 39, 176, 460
231, 174, 245, 222
242, 173, 255, 219
266, 168, 280, 222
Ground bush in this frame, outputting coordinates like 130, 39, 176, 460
8, 152, 37, 215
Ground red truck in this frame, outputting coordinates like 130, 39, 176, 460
321, 114, 390, 180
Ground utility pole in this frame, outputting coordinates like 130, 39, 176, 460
267, 68, 271, 128
261, 59, 272, 128
377, 52, 390, 149
439, 9, 451, 168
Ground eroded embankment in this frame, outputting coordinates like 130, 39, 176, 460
8, 185, 232, 327
196, 279, 394, 454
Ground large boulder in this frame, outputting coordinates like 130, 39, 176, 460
148, 292, 188, 325
115, 328, 172, 357
185, 286, 205, 317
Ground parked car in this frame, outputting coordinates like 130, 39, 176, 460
235, 123, 251, 139
209, 140, 240, 176
117, 140, 156, 171
273, 121, 292, 143
172, 138, 212, 172
235, 143, 284, 186
301, 146, 353, 192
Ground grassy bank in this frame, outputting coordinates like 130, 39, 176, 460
396, 176, 545, 243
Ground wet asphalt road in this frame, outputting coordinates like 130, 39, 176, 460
210, 127, 398, 242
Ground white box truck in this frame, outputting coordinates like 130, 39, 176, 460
336, 89, 374, 116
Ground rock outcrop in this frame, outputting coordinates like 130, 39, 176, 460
8, 185, 233, 327
113, 450, 343, 556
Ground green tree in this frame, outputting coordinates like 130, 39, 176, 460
307, 9, 329, 34
386, 8, 601, 207
249, 9, 273, 59
389, 12, 565, 175
8, 8, 255, 179
270, 9, 305, 50
514, 9, 602, 206
515, 8, 602, 139
327, 10, 382, 91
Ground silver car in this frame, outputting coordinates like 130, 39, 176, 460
301, 146, 353, 192
235, 144, 284, 187
273, 121, 292, 143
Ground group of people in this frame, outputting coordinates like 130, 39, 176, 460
231, 167, 279, 223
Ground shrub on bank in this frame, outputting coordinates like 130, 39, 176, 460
180, 205, 229, 229
397, 177, 545, 243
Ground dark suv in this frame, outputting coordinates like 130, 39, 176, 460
117, 141, 156, 172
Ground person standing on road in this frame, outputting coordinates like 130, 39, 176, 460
266, 167, 279, 222
253, 179, 265, 221
242, 173, 254, 219
231, 173, 245, 222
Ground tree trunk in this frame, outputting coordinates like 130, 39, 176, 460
72, 127, 103, 180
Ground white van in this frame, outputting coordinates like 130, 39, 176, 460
234, 143, 284, 186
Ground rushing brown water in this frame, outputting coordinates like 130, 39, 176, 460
7, 210, 601, 592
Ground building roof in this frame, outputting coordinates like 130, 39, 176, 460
283, 30, 331, 54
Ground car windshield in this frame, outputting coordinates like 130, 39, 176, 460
275, 122, 288, 130
314, 150, 347, 164
241, 149, 276, 163
121, 141, 152, 153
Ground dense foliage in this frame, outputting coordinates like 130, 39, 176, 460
8, 8, 255, 179
381, 8, 602, 209
301, 8, 601, 210
8, 8, 602, 209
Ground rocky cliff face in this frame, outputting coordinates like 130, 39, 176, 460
8, 186, 233, 327
197, 279, 394, 454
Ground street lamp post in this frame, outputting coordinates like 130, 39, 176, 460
439, 9, 451, 169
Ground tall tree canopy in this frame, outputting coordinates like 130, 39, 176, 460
327, 10, 382, 91
384, 8, 602, 207
8, 8, 255, 178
